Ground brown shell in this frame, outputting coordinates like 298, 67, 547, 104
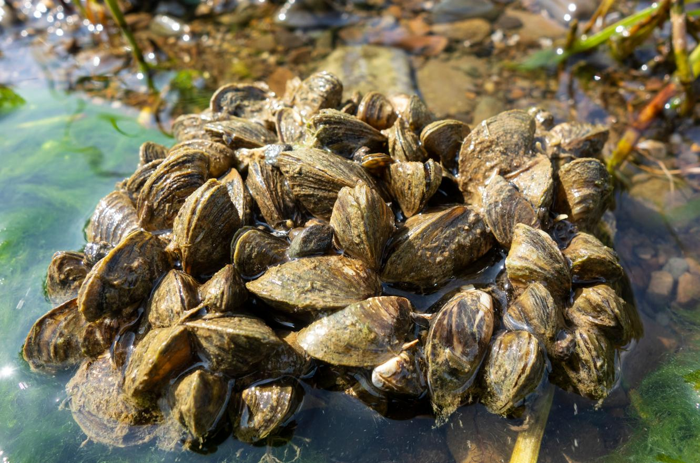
482, 175, 538, 248
506, 154, 554, 219
277, 147, 383, 220
86, 190, 140, 248
554, 158, 612, 231
171, 179, 241, 276
567, 284, 636, 346
123, 325, 194, 407
297, 296, 413, 367
458, 110, 537, 208
356, 92, 397, 130
124, 159, 163, 203
184, 315, 282, 375
231, 379, 301, 443
329, 182, 395, 270
232, 227, 289, 278
198, 264, 247, 313
371, 349, 427, 397
139, 141, 168, 166
137, 150, 210, 231
46, 251, 91, 306
480, 330, 546, 416
387, 118, 429, 163
204, 118, 277, 150
80, 316, 121, 358
170, 369, 230, 440
420, 119, 470, 169
385, 159, 442, 218
547, 122, 609, 166
146, 270, 200, 328
170, 139, 236, 178
563, 232, 623, 282
505, 224, 571, 302
401, 95, 434, 133
355, 150, 394, 175
172, 114, 210, 143
275, 107, 305, 144
503, 282, 560, 352
246, 160, 301, 230
246, 255, 381, 314
210, 82, 275, 124
219, 167, 254, 226
291, 71, 344, 120
307, 109, 387, 158
426, 290, 494, 422
381, 206, 493, 287
287, 222, 334, 258
78, 230, 171, 322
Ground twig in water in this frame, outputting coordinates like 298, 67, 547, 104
509, 383, 555, 463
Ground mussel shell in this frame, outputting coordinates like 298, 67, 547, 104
198, 264, 247, 314
184, 314, 283, 375
246, 255, 381, 314
146, 270, 200, 328
172, 179, 241, 276
482, 175, 538, 248
554, 158, 612, 231
170, 369, 231, 440
503, 282, 560, 351
123, 325, 194, 407
210, 82, 275, 124
170, 139, 236, 178
385, 160, 442, 218
355, 151, 394, 175
80, 316, 121, 358
563, 232, 623, 282
567, 284, 635, 346
86, 190, 140, 248
124, 159, 163, 204
505, 224, 571, 302
506, 154, 554, 219
297, 296, 413, 367
401, 95, 434, 133
231, 227, 289, 278
275, 107, 305, 144
426, 290, 494, 422
480, 330, 546, 416
277, 147, 383, 220
139, 141, 168, 166
219, 167, 254, 226
287, 222, 334, 258
205, 118, 277, 150
356, 91, 397, 130
329, 182, 395, 270
547, 122, 609, 165
420, 119, 470, 169
246, 160, 301, 231
381, 205, 492, 288
78, 230, 171, 322
291, 71, 344, 120
172, 114, 211, 143
387, 118, 429, 163
458, 110, 536, 207
307, 109, 387, 158
371, 350, 427, 397
46, 251, 91, 306
137, 150, 210, 231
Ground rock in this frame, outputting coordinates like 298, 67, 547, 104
275, 0, 358, 29
317, 45, 416, 96
504, 9, 567, 43
676, 272, 700, 306
495, 14, 523, 30
431, 18, 492, 43
662, 257, 690, 280
687, 257, 700, 275
646, 270, 675, 306
432, 0, 500, 23
471, 96, 505, 125
416, 56, 487, 120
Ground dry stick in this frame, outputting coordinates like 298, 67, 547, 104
509, 383, 555, 463
583, 0, 616, 34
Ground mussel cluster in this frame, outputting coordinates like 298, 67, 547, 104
23, 72, 641, 449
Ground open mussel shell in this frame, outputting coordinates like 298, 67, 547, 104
67, 356, 160, 447
382, 205, 492, 288
137, 150, 210, 231
547, 122, 609, 166
482, 175, 538, 248
231, 378, 303, 444
356, 91, 397, 130
555, 158, 612, 231
426, 289, 494, 423
506, 224, 571, 302
371, 349, 427, 397
171, 179, 241, 276
504, 282, 560, 354
210, 82, 275, 124
287, 221, 334, 258
458, 110, 537, 207
123, 325, 194, 407
170, 139, 236, 178
169, 369, 231, 441
124, 159, 163, 204
567, 284, 637, 347
480, 330, 546, 417
246, 159, 301, 231
275, 107, 305, 144
204, 118, 277, 150
291, 71, 343, 120
385, 159, 442, 218
146, 270, 200, 328
46, 251, 91, 306
387, 118, 428, 163
198, 264, 247, 313
307, 109, 387, 158
551, 327, 616, 400
297, 296, 413, 368
139, 141, 168, 166
232, 227, 289, 278
563, 232, 623, 282
277, 147, 383, 220
86, 190, 140, 249
246, 255, 381, 314
78, 230, 171, 322
219, 167, 254, 226
330, 182, 395, 270
184, 314, 283, 375
507, 154, 554, 220
420, 119, 470, 169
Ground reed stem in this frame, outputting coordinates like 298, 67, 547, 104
509, 384, 555, 463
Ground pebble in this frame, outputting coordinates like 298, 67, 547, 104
431, 0, 499, 23
471, 95, 505, 125
687, 257, 700, 275
503, 9, 566, 43
662, 257, 690, 280
431, 18, 492, 43
676, 272, 700, 306
646, 270, 675, 306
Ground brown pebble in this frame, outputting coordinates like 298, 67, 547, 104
646, 270, 675, 305
686, 257, 700, 276
676, 272, 700, 306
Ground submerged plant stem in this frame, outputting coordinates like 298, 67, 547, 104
509, 384, 555, 463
